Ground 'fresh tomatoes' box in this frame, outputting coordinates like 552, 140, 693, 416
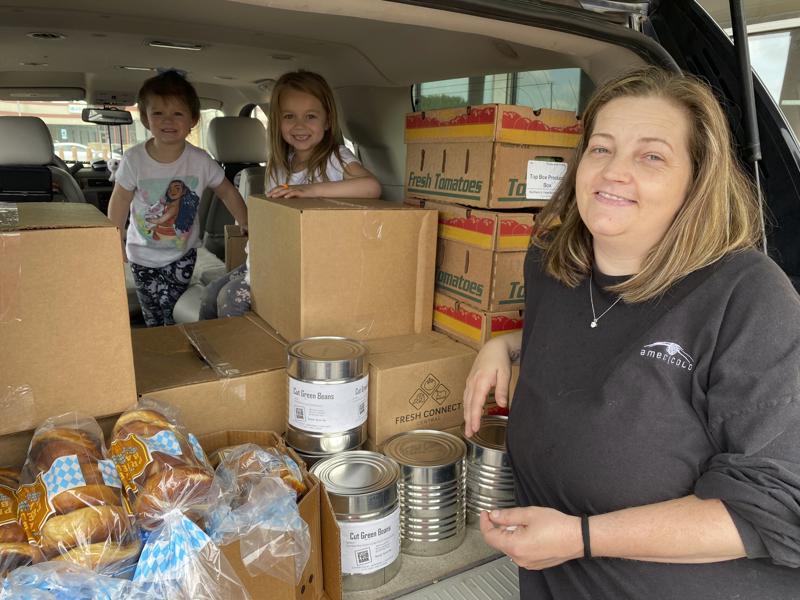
435, 239, 525, 312
407, 199, 534, 252
404, 104, 579, 209
404, 104, 582, 147
405, 141, 574, 209
433, 292, 523, 350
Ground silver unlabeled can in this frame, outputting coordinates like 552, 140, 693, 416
382, 429, 467, 556
286, 337, 368, 454
311, 451, 402, 591
465, 415, 516, 525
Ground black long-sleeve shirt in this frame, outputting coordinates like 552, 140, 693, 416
508, 248, 800, 599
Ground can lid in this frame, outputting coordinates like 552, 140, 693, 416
382, 430, 466, 467
287, 337, 367, 381
470, 416, 507, 452
310, 450, 398, 495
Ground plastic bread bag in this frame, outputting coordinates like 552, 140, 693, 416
133, 509, 249, 600
0, 467, 42, 577
108, 398, 214, 531
206, 444, 310, 585
16, 414, 140, 578
209, 443, 306, 502
2, 561, 156, 600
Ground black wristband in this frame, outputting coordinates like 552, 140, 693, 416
581, 514, 592, 559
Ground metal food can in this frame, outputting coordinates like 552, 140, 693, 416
311, 451, 402, 591
464, 415, 515, 525
286, 337, 368, 454
382, 430, 466, 556
287, 442, 365, 470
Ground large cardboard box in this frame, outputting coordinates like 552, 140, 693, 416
404, 104, 579, 209
405, 142, 573, 209
198, 430, 342, 600
131, 315, 288, 436
0, 203, 136, 436
404, 104, 581, 147
433, 292, 523, 350
435, 238, 525, 311
406, 199, 534, 252
248, 196, 437, 342
363, 332, 476, 447
224, 224, 248, 271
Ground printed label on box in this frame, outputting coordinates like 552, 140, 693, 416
526, 160, 568, 199
339, 506, 401, 575
289, 376, 369, 433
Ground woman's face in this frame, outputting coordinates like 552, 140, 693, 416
575, 95, 693, 262
167, 181, 184, 200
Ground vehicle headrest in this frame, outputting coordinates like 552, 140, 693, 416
207, 116, 267, 164
0, 116, 54, 166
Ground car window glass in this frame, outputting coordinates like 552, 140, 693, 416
414, 68, 592, 114
0, 99, 223, 162
252, 104, 269, 130
696, 1, 800, 142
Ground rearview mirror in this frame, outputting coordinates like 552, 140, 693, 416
81, 107, 133, 125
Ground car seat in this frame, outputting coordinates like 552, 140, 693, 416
0, 116, 85, 203
199, 116, 268, 260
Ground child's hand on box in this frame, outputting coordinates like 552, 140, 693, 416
266, 183, 319, 199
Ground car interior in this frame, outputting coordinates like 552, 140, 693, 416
1, 0, 798, 323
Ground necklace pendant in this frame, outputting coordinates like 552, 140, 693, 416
590, 320, 598, 328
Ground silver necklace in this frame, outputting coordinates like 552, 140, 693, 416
589, 273, 622, 328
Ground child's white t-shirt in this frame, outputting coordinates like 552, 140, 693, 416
115, 141, 225, 268
245, 145, 359, 284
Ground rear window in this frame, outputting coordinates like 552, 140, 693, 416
413, 68, 593, 114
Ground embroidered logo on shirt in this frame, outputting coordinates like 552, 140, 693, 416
640, 342, 694, 371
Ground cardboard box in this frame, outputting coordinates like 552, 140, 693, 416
433, 292, 523, 350
404, 104, 582, 147
224, 224, 248, 271
132, 315, 289, 436
0, 203, 136, 436
435, 239, 525, 311
248, 196, 437, 342
406, 199, 534, 252
198, 430, 342, 600
363, 332, 476, 447
405, 141, 574, 209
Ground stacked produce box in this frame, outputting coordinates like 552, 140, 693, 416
403, 103, 581, 349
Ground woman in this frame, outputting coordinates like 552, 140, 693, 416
463, 66, 800, 599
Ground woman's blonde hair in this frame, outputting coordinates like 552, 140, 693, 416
533, 66, 762, 302
266, 70, 343, 187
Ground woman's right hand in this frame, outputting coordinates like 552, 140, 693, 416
463, 332, 521, 437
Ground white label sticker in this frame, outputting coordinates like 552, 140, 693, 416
526, 160, 568, 199
288, 375, 368, 433
339, 507, 401, 575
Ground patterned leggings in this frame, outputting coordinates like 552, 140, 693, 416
130, 249, 197, 327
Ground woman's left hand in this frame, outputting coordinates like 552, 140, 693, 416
266, 183, 318, 198
480, 507, 583, 570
